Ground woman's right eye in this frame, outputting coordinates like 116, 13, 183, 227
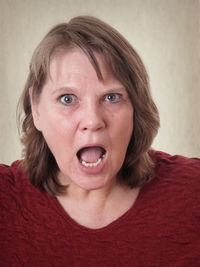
60, 94, 76, 105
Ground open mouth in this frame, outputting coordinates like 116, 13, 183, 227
77, 146, 106, 168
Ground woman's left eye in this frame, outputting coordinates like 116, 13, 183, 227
105, 93, 122, 103
60, 94, 76, 105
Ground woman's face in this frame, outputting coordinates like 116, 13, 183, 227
32, 49, 134, 191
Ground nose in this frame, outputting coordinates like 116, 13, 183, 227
79, 103, 106, 132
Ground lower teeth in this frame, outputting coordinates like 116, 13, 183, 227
81, 154, 105, 168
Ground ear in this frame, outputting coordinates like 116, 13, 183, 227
29, 87, 42, 131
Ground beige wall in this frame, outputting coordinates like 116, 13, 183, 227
0, 0, 199, 164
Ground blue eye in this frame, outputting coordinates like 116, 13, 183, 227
105, 93, 121, 103
60, 94, 76, 105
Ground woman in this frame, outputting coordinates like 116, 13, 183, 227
0, 16, 199, 266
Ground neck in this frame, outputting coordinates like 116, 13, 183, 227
66, 178, 117, 203
56, 179, 140, 229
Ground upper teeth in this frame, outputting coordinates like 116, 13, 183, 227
80, 154, 105, 168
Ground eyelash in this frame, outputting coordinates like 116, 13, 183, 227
59, 93, 123, 105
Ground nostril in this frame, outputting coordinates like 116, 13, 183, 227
83, 126, 102, 131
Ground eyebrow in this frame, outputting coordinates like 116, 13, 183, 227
51, 86, 78, 96
51, 86, 128, 96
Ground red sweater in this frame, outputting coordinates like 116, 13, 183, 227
0, 151, 200, 266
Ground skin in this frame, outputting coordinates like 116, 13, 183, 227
32, 49, 139, 228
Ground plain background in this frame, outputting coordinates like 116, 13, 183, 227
0, 0, 199, 164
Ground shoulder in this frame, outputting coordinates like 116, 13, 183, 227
149, 149, 200, 204
151, 150, 200, 181
0, 161, 33, 206
0, 160, 25, 187
149, 150, 200, 218
0, 161, 17, 188
150, 150, 200, 196
0, 161, 51, 224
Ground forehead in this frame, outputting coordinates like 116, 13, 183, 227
48, 48, 120, 86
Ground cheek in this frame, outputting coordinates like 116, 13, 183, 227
38, 111, 70, 148
39, 107, 68, 133
114, 109, 133, 140
110, 109, 133, 162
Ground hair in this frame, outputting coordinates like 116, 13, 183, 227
17, 16, 160, 195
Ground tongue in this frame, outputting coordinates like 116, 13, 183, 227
79, 147, 104, 163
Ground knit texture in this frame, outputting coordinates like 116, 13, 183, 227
0, 151, 200, 266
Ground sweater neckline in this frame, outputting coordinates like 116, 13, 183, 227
49, 182, 150, 233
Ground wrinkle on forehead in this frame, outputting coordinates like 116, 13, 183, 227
48, 47, 107, 84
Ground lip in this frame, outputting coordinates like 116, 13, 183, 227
76, 143, 107, 175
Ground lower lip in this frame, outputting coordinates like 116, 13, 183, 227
77, 155, 106, 175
